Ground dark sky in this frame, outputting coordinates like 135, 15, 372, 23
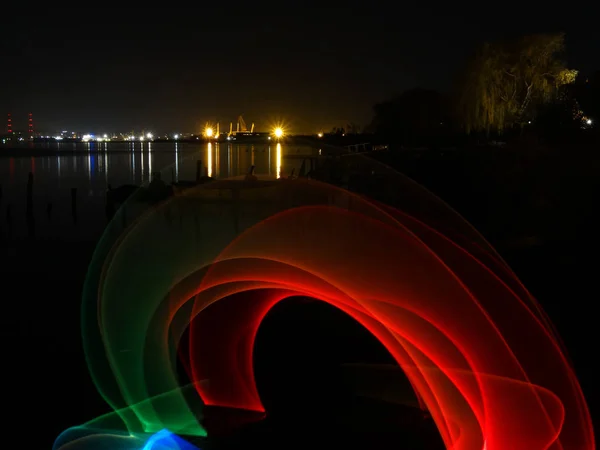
0, 5, 598, 135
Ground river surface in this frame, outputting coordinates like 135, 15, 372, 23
0, 141, 318, 240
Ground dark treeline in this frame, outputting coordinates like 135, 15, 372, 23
361, 31, 600, 249
361, 32, 600, 239
367, 32, 600, 148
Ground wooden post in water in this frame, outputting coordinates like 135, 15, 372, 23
26, 172, 35, 237
71, 188, 77, 224
196, 160, 202, 183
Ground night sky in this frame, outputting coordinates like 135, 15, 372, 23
0, 6, 597, 135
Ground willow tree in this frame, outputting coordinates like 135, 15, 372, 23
457, 32, 578, 134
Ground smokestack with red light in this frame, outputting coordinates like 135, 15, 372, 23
28, 113, 33, 139
7, 113, 12, 134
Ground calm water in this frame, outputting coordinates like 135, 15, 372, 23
0, 141, 317, 240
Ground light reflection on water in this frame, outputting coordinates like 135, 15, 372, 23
0, 142, 316, 240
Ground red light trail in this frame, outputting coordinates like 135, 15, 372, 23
54, 177, 594, 450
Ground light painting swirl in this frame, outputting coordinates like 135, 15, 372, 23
53, 156, 595, 450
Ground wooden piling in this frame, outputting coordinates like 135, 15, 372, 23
26, 173, 35, 237
196, 160, 202, 183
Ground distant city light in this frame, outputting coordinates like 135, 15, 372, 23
147, 133, 153, 139
174, 134, 179, 140
103, 134, 108, 139
204, 127, 213, 138
273, 127, 283, 138
587, 119, 592, 125
317, 132, 323, 138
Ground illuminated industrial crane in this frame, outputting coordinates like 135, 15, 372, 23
234, 115, 255, 135
237, 115, 247, 132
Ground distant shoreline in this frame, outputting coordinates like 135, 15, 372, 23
0, 134, 378, 156
0, 146, 204, 157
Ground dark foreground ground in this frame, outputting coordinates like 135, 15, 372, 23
2, 238, 446, 449
3, 239, 596, 449
2, 237, 444, 449
2, 147, 598, 448
196, 399, 442, 450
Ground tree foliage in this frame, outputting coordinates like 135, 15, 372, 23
457, 32, 578, 133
